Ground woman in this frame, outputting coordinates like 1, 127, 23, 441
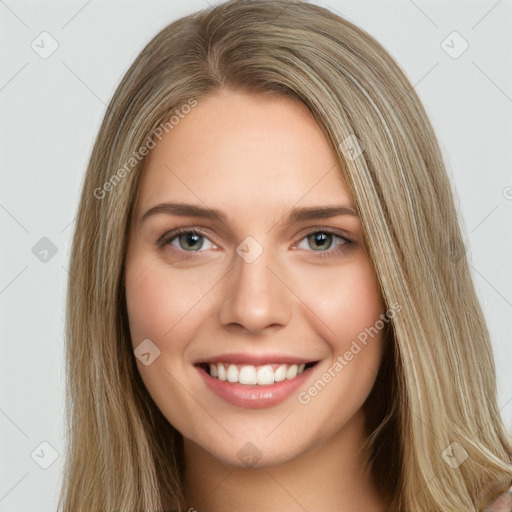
58, 1, 512, 510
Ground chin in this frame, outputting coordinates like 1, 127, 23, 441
197, 436, 305, 470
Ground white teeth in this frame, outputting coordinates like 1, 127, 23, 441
239, 365, 257, 385
286, 364, 298, 380
226, 364, 239, 383
217, 363, 226, 381
206, 362, 310, 385
257, 365, 274, 385
274, 364, 287, 382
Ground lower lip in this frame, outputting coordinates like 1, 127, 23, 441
196, 364, 317, 409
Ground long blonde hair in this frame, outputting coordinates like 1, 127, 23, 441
58, 1, 512, 510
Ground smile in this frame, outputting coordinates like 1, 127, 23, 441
195, 358, 320, 409
200, 362, 316, 385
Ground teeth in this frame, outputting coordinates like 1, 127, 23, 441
286, 364, 298, 379
226, 364, 239, 383
239, 365, 257, 385
274, 364, 287, 382
206, 362, 310, 385
217, 363, 226, 381
256, 365, 274, 385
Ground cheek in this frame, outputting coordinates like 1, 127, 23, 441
292, 257, 384, 348
124, 256, 209, 431
292, 258, 384, 402
331, 263, 385, 378
292, 262, 386, 435
125, 262, 173, 344
125, 256, 212, 345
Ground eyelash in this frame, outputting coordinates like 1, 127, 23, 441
156, 225, 353, 260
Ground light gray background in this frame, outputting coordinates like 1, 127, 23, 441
1, 1, 511, 510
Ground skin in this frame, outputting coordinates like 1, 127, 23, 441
485, 489, 512, 512
124, 88, 392, 511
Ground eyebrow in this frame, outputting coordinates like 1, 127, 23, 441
138, 202, 359, 226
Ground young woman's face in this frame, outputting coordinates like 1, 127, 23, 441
125, 88, 387, 467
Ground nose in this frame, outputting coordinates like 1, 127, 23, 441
218, 243, 292, 335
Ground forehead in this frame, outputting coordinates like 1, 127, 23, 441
136, 89, 353, 213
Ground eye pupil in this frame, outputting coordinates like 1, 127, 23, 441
309, 232, 332, 251
180, 232, 203, 251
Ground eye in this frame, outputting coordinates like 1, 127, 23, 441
157, 228, 215, 252
296, 229, 352, 258
156, 227, 352, 259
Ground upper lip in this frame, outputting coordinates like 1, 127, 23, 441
195, 352, 317, 366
